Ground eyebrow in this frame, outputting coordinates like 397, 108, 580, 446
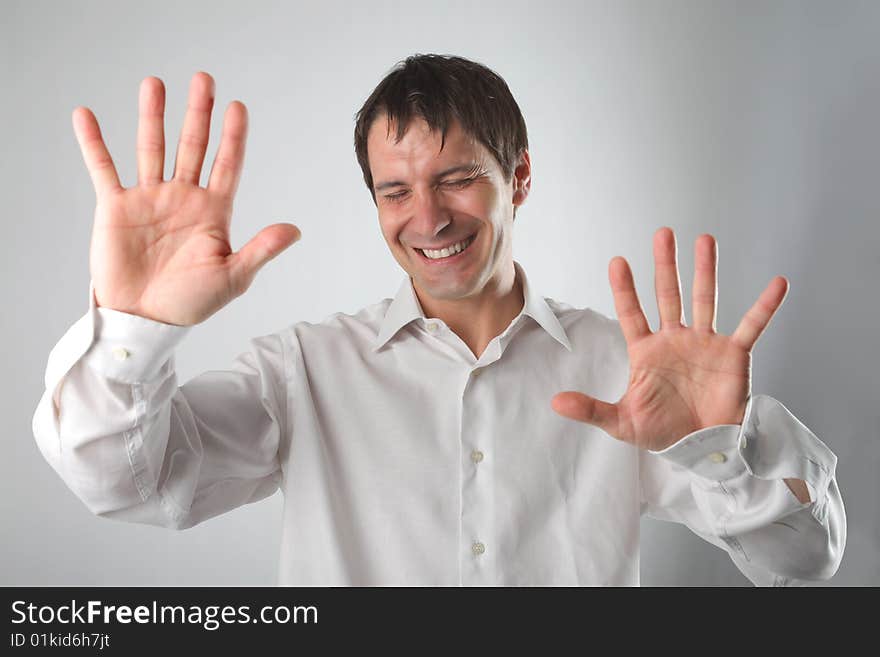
374, 163, 482, 192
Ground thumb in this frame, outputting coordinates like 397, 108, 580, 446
231, 222, 301, 291
551, 391, 621, 437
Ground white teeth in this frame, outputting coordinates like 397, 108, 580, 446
422, 236, 474, 260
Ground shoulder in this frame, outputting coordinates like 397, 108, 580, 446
282, 297, 393, 349
546, 297, 624, 342
545, 297, 628, 360
219, 298, 392, 383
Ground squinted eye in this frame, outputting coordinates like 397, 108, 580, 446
383, 178, 474, 204
384, 191, 409, 203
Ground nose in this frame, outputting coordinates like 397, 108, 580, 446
409, 186, 452, 239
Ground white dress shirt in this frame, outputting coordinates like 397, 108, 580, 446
32, 261, 845, 586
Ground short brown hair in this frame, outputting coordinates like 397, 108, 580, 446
354, 54, 529, 203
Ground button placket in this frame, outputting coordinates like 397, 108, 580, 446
460, 364, 494, 584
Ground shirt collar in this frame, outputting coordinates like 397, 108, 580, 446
371, 260, 572, 353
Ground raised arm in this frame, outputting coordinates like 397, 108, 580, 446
551, 227, 844, 582
33, 73, 299, 528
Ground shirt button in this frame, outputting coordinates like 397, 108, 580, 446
426, 322, 439, 333
708, 451, 727, 464
740, 436, 748, 450
111, 347, 130, 361
472, 368, 482, 377
471, 450, 484, 463
472, 541, 486, 556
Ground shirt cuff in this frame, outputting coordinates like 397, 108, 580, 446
78, 280, 191, 384
649, 418, 746, 481
649, 394, 838, 511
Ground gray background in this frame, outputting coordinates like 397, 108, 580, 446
2, 0, 877, 585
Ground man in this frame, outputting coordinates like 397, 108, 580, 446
33, 54, 845, 585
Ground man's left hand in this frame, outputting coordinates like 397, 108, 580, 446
551, 226, 789, 453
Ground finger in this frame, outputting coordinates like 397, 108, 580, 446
731, 276, 789, 351
609, 256, 651, 344
136, 77, 166, 185
229, 223, 301, 295
551, 392, 621, 437
692, 233, 718, 331
207, 101, 248, 200
71, 107, 123, 198
653, 226, 684, 329
172, 71, 216, 185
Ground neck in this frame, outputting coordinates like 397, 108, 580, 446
414, 261, 524, 359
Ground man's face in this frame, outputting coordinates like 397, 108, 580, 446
366, 113, 530, 305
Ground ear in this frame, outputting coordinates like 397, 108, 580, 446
512, 150, 531, 207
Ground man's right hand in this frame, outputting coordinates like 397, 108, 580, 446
73, 72, 301, 326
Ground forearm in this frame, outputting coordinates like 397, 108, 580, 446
34, 289, 286, 529
33, 303, 191, 523
720, 475, 845, 583
784, 478, 811, 504
644, 395, 845, 582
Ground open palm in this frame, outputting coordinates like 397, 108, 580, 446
75, 72, 301, 326
551, 227, 789, 452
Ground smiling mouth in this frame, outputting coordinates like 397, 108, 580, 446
413, 233, 477, 262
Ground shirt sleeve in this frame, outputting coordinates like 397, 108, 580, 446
32, 282, 286, 530
639, 393, 846, 586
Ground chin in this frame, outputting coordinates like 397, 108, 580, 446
418, 283, 471, 302
415, 269, 486, 302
